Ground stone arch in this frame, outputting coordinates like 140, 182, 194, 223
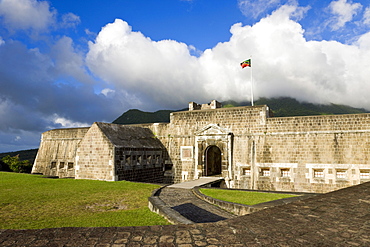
205, 145, 222, 176
194, 124, 233, 181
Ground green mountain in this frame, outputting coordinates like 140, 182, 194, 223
113, 97, 370, 125
223, 97, 369, 117
112, 109, 174, 125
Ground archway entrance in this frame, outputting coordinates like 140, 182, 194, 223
205, 146, 222, 176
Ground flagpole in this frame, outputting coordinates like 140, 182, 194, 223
250, 56, 254, 106
240, 57, 254, 106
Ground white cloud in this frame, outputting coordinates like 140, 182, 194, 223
238, 0, 281, 19
50, 114, 90, 128
363, 6, 370, 25
328, 0, 362, 30
86, 4, 370, 111
0, 37, 4, 46
101, 88, 115, 97
60, 13, 80, 29
0, 0, 56, 32
86, 19, 203, 108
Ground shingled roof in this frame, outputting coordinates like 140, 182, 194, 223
95, 122, 164, 149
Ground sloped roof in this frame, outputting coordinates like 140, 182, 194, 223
95, 122, 164, 149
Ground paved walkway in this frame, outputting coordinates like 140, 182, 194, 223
158, 187, 236, 223
1, 182, 370, 246
167, 177, 224, 189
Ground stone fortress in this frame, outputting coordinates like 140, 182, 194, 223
32, 100, 370, 193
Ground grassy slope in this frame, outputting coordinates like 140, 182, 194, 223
199, 188, 298, 205
0, 172, 170, 229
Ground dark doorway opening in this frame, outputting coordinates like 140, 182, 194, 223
205, 145, 222, 176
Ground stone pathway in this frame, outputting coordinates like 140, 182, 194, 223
1, 182, 370, 246
158, 187, 236, 223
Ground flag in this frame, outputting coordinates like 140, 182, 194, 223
240, 59, 251, 68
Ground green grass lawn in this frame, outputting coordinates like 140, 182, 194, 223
0, 172, 170, 229
199, 188, 299, 205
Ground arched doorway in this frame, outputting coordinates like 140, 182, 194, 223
205, 146, 222, 176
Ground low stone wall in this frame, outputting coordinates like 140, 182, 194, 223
147, 187, 193, 225
193, 187, 318, 216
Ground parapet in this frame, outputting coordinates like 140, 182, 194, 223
189, 100, 222, 111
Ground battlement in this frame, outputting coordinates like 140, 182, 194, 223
189, 100, 222, 111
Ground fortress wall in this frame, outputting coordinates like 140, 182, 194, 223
164, 106, 269, 183
242, 113, 370, 193
32, 127, 89, 177
169, 106, 269, 134
75, 123, 115, 181
31, 105, 370, 193
127, 106, 269, 183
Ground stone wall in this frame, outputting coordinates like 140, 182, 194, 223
32, 103, 370, 193
114, 146, 165, 183
142, 106, 270, 184
139, 106, 370, 193
32, 127, 89, 177
256, 114, 370, 192
75, 123, 115, 181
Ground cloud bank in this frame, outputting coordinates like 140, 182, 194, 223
87, 4, 370, 110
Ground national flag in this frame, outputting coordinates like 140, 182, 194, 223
240, 59, 251, 68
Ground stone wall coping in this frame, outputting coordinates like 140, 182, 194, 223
268, 112, 370, 121
193, 186, 319, 216
148, 186, 194, 225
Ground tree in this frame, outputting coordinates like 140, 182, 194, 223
1, 155, 33, 173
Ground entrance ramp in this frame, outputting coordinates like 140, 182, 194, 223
168, 177, 224, 189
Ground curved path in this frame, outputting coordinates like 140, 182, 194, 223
1, 182, 370, 246
158, 187, 236, 223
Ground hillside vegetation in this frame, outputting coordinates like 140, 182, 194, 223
0, 149, 38, 164
113, 97, 369, 125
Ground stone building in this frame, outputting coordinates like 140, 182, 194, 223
32, 122, 168, 183
32, 100, 370, 193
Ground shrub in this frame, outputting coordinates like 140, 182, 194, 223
1, 155, 33, 173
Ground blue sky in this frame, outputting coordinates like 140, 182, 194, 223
0, 0, 370, 152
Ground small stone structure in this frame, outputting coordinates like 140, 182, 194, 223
32, 122, 168, 183
32, 100, 370, 193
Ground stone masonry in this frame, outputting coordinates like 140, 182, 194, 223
32, 100, 370, 193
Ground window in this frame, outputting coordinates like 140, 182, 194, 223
242, 167, 251, 176
67, 162, 74, 169
165, 163, 173, 171
313, 169, 324, 178
181, 146, 193, 161
125, 156, 131, 165
281, 168, 290, 177
261, 168, 270, 177
336, 169, 347, 179
360, 170, 370, 179
59, 162, 65, 169
50, 162, 56, 169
